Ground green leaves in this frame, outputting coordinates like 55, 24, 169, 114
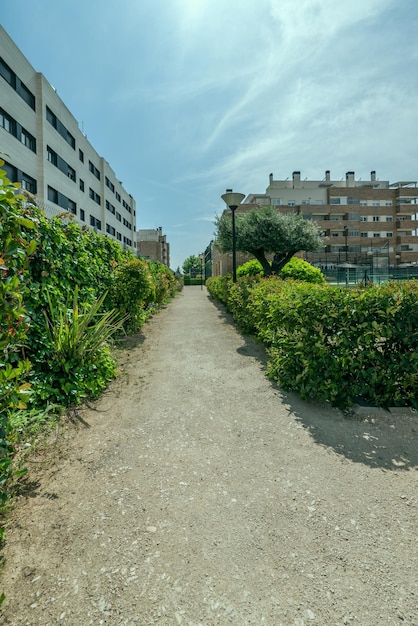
207, 275, 418, 409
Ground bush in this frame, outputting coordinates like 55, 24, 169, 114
207, 273, 418, 409
236, 259, 264, 277
280, 257, 325, 284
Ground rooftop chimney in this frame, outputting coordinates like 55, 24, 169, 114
346, 171, 355, 186
269, 173, 273, 185
325, 170, 330, 182
371, 170, 376, 182
292, 171, 301, 187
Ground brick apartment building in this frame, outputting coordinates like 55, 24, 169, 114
213, 170, 418, 276
135, 227, 170, 267
0, 26, 136, 250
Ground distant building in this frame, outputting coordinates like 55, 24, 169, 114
213, 170, 418, 275
136, 227, 170, 267
0, 26, 136, 249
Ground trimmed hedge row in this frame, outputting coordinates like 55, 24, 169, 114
206, 275, 418, 409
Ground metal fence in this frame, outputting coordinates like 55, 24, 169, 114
324, 267, 418, 286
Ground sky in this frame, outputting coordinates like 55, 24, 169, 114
2, 0, 418, 270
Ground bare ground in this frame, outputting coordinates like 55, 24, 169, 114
1, 286, 417, 625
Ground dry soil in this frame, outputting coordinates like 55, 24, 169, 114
1, 286, 417, 625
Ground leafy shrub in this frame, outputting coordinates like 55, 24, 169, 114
0, 166, 34, 531
279, 257, 325, 284
207, 273, 418, 409
206, 275, 233, 307
237, 259, 264, 277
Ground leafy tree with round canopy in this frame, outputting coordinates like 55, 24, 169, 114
215, 206, 323, 276
182, 255, 202, 277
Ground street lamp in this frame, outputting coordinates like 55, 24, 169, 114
343, 226, 349, 262
221, 189, 245, 282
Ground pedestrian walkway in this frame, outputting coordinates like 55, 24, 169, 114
2, 286, 417, 625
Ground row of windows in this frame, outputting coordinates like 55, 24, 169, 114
0, 107, 37, 152
329, 231, 393, 238
2, 161, 37, 194
106, 199, 116, 214
330, 197, 393, 206
46, 116, 133, 212
0, 56, 36, 110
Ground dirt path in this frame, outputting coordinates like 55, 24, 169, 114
1, 286, 417, 625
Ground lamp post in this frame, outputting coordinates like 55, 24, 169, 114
221, 189, 245, 282
343, 226, 349, 262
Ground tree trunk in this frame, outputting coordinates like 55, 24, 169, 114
271, 251, 295, 275
253, 249, 272, 276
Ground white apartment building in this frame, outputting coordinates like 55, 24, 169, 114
0, 26, 136, 248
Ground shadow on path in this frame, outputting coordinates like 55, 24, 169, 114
209, 297, 418, 472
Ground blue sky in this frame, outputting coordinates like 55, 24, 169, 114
2, 0, 418, 270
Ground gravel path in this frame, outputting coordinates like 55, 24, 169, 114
2, 286, 417, 625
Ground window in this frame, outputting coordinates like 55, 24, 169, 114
360, 232, 368, 238
0, 57, 15, 87
372, 216, 380, 222
0, 58, 35, 109
348, 229, 359, 237
47, 146, 57, 165
80, 208, 85, 222
385, 201, 392, 206
116, 212, 121, 222
330, 198, 341, 205
360, 200, 367, 206
106, 224, 116, 236
117, 232, 122, 241
386, 216, 393, 222
89, 188, 101, 204
46, 106, 75, 149
116, 192, 121, 202
89, 160, 100, 180
48, 186, 58, 204
360, 216, 368, 222
106, 200, 115, 214
0, 108, 16, 135
21, 173, 37, 194
20, 128, 36, 152
347, 197, 359, 205
348, 213, 359, 221
90, 216, 101, 231
79, 149, 84, 162
386, 232, 393, 237
67, 165, 76, 181
80, 179, 85, 192
67, 199, 76, 215
105, 176, 115, 193
287, 201, 295, 206
373, 233, 381, 238
372, 201, 380, 206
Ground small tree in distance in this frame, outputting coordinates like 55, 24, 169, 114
182, 255, 202, 277
215, 206, 323, 276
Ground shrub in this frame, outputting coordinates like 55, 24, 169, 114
236, 259, 264, 278
279, 257, 325, 284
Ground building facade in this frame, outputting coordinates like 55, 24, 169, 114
0, 26, 136, 249
213, 170, 418, 275
135, 227, 170, 267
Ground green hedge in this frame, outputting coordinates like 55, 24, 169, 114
206, 275, 418, 409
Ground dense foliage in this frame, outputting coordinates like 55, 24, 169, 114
215, 206, 323, 275
0, 164, 181, 526
206, 275, 418, 409
237, 257, 325, 284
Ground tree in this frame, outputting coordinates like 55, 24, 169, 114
215, 206, 323, 276
182, 255, 202, 277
